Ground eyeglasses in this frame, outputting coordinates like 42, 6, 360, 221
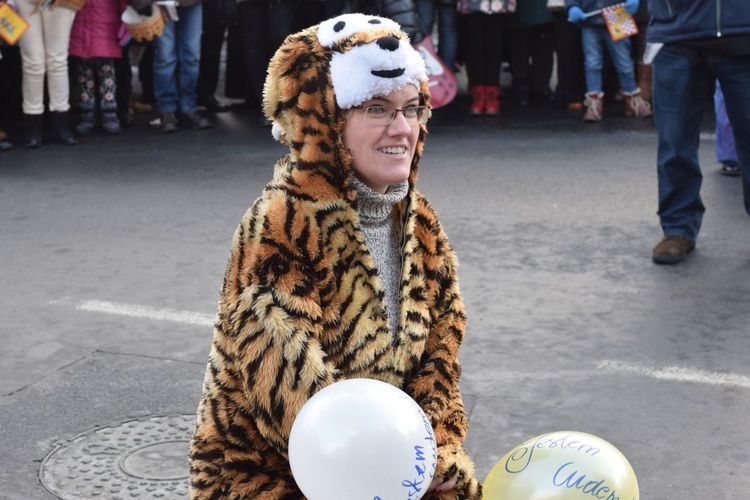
353, 105, 431, 126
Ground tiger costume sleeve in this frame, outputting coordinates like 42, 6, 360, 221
404, 207, 481, 500
189, 195, 341, 499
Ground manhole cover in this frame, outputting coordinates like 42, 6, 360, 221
40, 415, 193, 499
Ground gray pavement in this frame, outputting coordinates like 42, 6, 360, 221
1, 97, 750, 499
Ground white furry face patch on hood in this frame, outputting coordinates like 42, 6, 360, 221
317, 13, 428, 110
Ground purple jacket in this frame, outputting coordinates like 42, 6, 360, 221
69, 0, 129, 59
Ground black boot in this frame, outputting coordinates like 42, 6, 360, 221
24, 114, 43, 149
51, 111, 77, 145
75, 104, 96, 136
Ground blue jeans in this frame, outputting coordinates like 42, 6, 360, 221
580, 25, 637, 94
714, 82, 738, 164
653, 44, 750, 240
414, 0, 457, 72
153, 3, 203, 114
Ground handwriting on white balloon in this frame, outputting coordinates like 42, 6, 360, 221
377, 409, 437, 500
505, 433, 601, 473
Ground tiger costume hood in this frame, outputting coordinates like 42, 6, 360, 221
263, 13, 429, 194
190, 13, 481, 500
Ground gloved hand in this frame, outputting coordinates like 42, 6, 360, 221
624, 0, 639, 15
568, 5, 586, 23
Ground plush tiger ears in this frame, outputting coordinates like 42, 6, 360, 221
322, 15, 427, 110
316, 13, 402, 47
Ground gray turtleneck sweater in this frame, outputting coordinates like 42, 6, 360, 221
351, 177, 409, 336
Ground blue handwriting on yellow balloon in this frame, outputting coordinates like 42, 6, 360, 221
505, 433, 601, 473
553, 461, 626, 500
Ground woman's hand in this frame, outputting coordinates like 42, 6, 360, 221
426, 472, 459, 495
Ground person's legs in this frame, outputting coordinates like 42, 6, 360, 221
115, 46, 133, 125
176, 3, 203, 115
482, 14, 503, 115
238, 1, 269, 106
464, 13, 488, 114
606, 35, 651, 117
0, 45, 24, 132
139, 44, 155, 105
580, 26, 604, 94
713, 81, 738, 165
414, 0, 435, 38
74, 57, 97, 135
604, 35, 637, 93
465, 13, 487, 85
529, 22, 555, 99
267, 0, 294, 55
153, 18, 179, 114
436, 1, 457, 72
552, 11, 585, 107
580, 27, 606, 121
41, 5, 75, 113
653, 44, 707, 241
713, 54, 750, 216
510, 27, 531, 104
197, 0, 227, 107
98, 58, 121, 134
16, 0, 46, 116
482, 14, 503, 86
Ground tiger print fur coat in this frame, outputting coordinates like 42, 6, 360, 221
189, 14, 481, 500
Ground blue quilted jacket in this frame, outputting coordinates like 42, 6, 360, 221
646, 0, 750, 43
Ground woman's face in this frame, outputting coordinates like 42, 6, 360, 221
342, 85, 421, 194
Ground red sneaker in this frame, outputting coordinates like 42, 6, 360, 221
470, 85, 486, 115
484, 86, 501, 115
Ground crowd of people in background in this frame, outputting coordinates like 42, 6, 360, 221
0, 0, 663, 152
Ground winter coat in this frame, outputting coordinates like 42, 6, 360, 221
508, 0, 553, 28
646, 0, 750, 44
189, 15, 481, 500
69, 0, 128, 59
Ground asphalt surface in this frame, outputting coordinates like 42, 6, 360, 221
1, 94, 749, 500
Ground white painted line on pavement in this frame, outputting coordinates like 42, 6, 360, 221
598, 360, 750, 390
53, 299, 215, 327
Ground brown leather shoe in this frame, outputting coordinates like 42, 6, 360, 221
652, 235, 695, 264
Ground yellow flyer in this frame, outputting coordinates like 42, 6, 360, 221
0, 1, 29, 45
601, 5, 639, 42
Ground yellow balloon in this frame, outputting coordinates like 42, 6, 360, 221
483, 431, 639, 500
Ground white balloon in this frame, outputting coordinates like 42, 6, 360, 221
289, 378, 437, 500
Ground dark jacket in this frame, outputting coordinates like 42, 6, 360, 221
646, 0, 750, 43
509, 0, 553, 29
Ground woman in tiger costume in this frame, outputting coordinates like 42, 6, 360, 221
189, 13, 482, 500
